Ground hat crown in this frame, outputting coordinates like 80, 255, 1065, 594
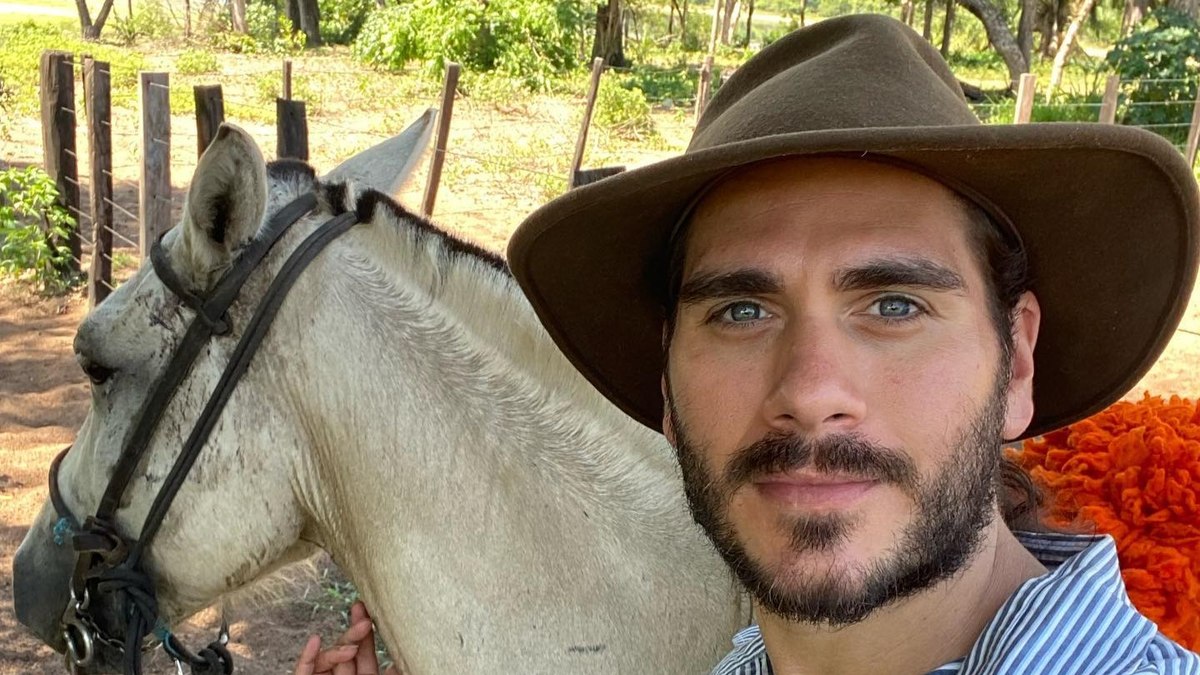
691, 14, 980, 152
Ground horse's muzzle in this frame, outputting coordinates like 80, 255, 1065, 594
14, 503, 75, 653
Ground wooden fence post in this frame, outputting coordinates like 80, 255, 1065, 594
282, 58, 292, 100
421, 61, 460, 218
194, 84, 225, 158
40, 50, 82, 274
85, 59, 113, 306
1186, 87, 1200, 168
276, 98, 308, 160
1099, 75, 1120, 124
1014, 73, 1036, 124
139, 71, 171, 259
695, 55, 714, 125
568, 57, 606, 190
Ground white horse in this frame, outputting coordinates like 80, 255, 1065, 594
13, 123, 750, 673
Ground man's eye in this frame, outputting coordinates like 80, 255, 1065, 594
718, 301, 768, 323
871, 296, 922, 320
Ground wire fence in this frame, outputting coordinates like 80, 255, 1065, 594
22, 55, 1200, 306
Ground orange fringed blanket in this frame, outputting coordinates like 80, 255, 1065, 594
1012, 394, 1200, 652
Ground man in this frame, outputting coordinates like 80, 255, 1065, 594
296, 14, 1200, 674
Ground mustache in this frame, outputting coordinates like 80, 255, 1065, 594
725, 432, 918, 490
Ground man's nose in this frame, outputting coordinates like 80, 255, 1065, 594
762, 319, 867, 434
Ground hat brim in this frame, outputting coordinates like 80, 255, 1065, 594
508, 123, 1199, 440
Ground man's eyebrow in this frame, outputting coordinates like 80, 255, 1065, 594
835, 257, 965, 292
677, 269, 783, 305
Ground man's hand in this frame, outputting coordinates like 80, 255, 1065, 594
292, 601, 400, 675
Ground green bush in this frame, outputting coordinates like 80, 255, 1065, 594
595, 76, 656, 140
0, 167, 76, 293
0, 22, 147, 115
176, 48, 219, 75
1105, 7, 1200, 144
618, 65, 695, 104
109, 0, 176, 44
320, 0, 373, 44
353, 0, 586, 90
209, 3, 305, 54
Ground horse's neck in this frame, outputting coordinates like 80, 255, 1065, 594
281, 214, 743, 671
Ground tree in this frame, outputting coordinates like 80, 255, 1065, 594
72, 0, 117, 39
592, 0, 627, 66
955, 0, 1030, 89
297, 0, 321, 46
1046, 0, 1096, 99
940, 0, 956, 56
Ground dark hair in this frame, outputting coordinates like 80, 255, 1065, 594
661, 189, 1048, 531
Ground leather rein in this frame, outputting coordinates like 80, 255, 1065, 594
46, 192, 358, 675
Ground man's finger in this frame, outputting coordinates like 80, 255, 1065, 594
334, 619, 374, 646
312, 644, 359, 673
293, 635, 321, 675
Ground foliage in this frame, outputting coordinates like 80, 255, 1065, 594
1106, 7, 1200, 144
319, 0, 373, 44
209, 3, 305, 54
353, 0, 587, 90
595, 75, 657, 140
0, 21, 146, 115
0, 75, 13, 140
0, 167, 75, 293
109, 0, 176, 44
617, 64, 695, 104
176, 48, 219, 74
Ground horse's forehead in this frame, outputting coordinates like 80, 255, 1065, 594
76, 263, 173, 358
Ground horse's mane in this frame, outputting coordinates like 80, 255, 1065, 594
261, 159, 647, 439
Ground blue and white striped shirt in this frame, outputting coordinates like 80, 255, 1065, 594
712, 532, 1200, 674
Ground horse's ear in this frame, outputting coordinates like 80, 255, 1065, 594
324, 108, 436, 195
179, 124, 267, 280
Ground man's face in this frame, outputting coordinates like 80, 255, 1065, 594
663, 157, 1035, 626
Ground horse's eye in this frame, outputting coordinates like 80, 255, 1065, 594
80, 360, 115, 385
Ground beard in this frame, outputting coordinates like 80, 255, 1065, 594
667, 365, 1011, 627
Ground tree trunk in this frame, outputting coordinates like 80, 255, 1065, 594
901, 0, 914, 25
1046, 0, 1096, 101
744, 0, 754, 44
229, 0, 247, 33
1017, 0, 1034, 67
76, 0, 116, 39
940, 0, 955, 56
1167, 0, 1199, 19
799, 0, 806, 25
708, 0, 722, 55
297, 0, 321, 46
923, 0, 935, 39
184, 0, 191, 37
669, 0, 677, 34
720, 0, 737, 44
74, 0, 94, 38
681, 0, 687, 41
286, 0, 301, 29
1120, 0, 1148, 36
592, 0, 628, 67
956, 0, 1029, 90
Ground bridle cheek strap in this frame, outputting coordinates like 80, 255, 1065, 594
49, 192, 362, 675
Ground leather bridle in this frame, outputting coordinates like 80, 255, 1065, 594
45, 192, 359, 675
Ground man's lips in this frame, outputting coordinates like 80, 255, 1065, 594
752, 472, 879, 509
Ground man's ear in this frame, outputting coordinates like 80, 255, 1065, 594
661, 324, 679, 446
662, 373, 678, 447
1003, 291, 1041, 441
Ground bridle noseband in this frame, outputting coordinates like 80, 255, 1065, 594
46, 192, 359, 675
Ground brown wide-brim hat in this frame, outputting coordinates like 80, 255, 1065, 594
508, 13, 1199, 440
